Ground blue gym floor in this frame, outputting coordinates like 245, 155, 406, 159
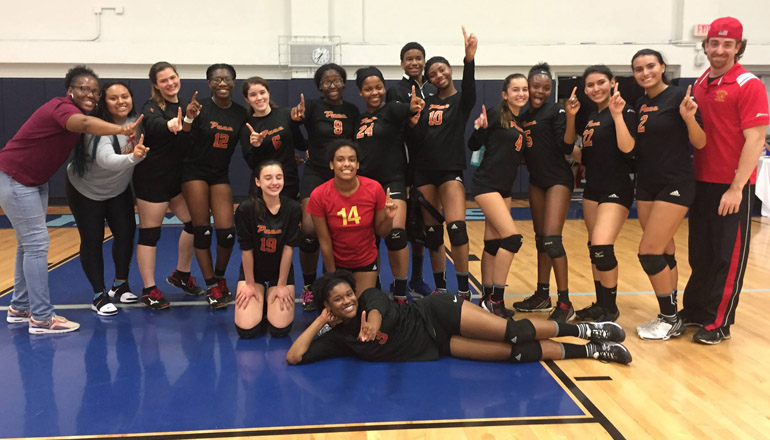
0, 226, 615, 439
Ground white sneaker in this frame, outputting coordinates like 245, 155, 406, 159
92, 292, 118, 316
636, 314, 684, 341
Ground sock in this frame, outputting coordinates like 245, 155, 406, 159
561, 342, 590, 359
214, 269, 226, 279
492, 284, 505, 302
657, 290, 677, 317
142, 286, 156, 295
481, 285, 493, 302
393, 277, 407, 296
557, 289, 570, 305
605, 285, 618, 310
112, 280, 125, 288
303, 272, 317, 287
433, 271, 446, 290
594, 280, 604, 306
205, 277, 217, 288
173, 270, 190, 280
536, 283, 550, 298
456, 272, 469, 293
410, 250, 424, 283
553, 321, 581, 338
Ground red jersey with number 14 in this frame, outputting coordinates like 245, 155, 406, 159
307, 176, 385, 268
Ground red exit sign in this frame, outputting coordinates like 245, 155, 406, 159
694, 24, 711, 37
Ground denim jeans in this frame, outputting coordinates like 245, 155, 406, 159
0, 170, 54, 320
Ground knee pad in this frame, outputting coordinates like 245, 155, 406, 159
447, 221, 468, 246
193, 226, 213, 249
664, 253, 677, 270
299, 235, 319, 253
499, 234, 524, 253
483, 239, 501, 256
235, 322, 263, 339
216, 227, 236, 249
137, 227, 161, 247
183, 221, 194, 234
638, 254, 668, 276
385, 228, 408, 251
542, 235, 566, 259
505, 318, 536, 343
590, 244, 617, 272
424, 224, 445, 251
508, 341, 543, 363
535, 234, 546, 253
268, 321, 293, 338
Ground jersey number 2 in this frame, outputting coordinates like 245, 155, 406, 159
213, 133, 229, 149
336, 206, 361, 226
637, 115, 649, 133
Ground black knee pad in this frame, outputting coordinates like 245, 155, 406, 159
183, 221, 194, 234
235, 322, 263, 339
385, 228, 408, 251
424, 224, 445, 251
268, 321, 293, 338
664, 253, 677, 270
499, 234, 523, 253
447, 221, 468, 246
590, 244, 618, 272
505, 318, 536, 344
299, 235, 319, 253
542, 235, 566, 259
535, 234, 546, 253
508, 341, 543, 363
483, 239, 501, 256
216, 227, 236, 249
638, 254, 668, 276
137, 227, 161, 247
193, 226, 213, 249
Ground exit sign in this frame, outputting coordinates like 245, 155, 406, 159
694, 24, 711, 37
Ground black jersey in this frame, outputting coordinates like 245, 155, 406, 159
235, 196, 302, 275
137, 98, 190, 174
412, 59, 476, 171
581, 106, 636, 193
634, 86, 701, 186
185, 98, 247, 176
386, 75, 437, 103
520, 101, 574, 188
299, 288, 439, 364
302, 98, 360, 169
356, 102, 411, 181
239, 107, 305, 189
468, 106, 525, 192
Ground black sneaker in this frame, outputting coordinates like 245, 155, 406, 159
596, 308, 620, 322
575, 303, 604, 321
584, 321, 626, 342
481, 299, 515, 319
141, 287, 170, 310
108, 282, 138, 303
548, 301, 575, 323
217, 279, 233, 303
513, 293, 552, 312
92, 292, 118, 316
458, 290, 471, 302
693, 326, 731, 345
586, 341, 632, 364
166, 271, 205, 296
206, 285, 228, 310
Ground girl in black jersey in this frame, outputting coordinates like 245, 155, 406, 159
354, 66, 425, 303
239, 77, 306, 200
234, 161, 302, 339
513, 63, 576, 323
565, 66, 637, 323
412, 26, 477, 300
286, 271, 631, 365
625, 50, 705, 341
468, 74, 528, 318
289, 64, 360, 310
181, 63, 248, 310
136, 62, 204, 310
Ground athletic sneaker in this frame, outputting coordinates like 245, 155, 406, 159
206, 285, 228, 310
458, 290, 471, 302
481, 299, 515, 319
596, 308, 620, 322
548, 301, 575, 323
513, 293, 552, 312
575, 303, 604, 321
6, 305, 31, 323
217, 279, 233, 303
92, 291, 118, 316
166, 271, 205, 296
141, 287, 170, 310
393, 292, 414, 305
408, 279, 432, 298
108, 282, 138, 304
636, 314, 684, 340
584, 322, 626, 342
301, 285, 317, 311
28, 315, 80, 335
693, 326, 731, 345
585, 341, 632, 364
429, 288, 448, 296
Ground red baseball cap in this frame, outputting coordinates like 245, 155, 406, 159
707, 17, 743, 40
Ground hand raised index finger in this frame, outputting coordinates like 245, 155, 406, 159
386, 187, 391, 199
191, 91, 198, 103
361, 310, 367, 325
482, 104, 487, 119
613, 83, 619, 95
570, 86, 577, 99
177, 107, 182, 119
246, 122, 256, 134
411, 85, 416, 99
685, 84, 692, 99
137, 133, 144, 145
462, 25, 468, 41
300, 93, 305, 107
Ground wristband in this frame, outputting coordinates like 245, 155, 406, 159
183, 116, 194, 124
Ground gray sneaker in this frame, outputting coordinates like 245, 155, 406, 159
7, 305, 31, 323
29, 315, 80, 335
636, 314, 684, 341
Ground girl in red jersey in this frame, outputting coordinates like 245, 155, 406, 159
306, 140, 397, 295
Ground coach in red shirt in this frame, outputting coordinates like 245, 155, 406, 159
683, 17, 769, 344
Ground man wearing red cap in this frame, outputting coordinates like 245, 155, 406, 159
684, 17, 769, 344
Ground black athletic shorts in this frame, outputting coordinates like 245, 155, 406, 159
238, 263, 295, 287
337, 257, 378, 273
133, 167, 183, 203
300, 165, 333, 200
415, 292, 464, 356
529, 178, 574, 192
181, 168, 230, 186
413, 169, 464, 188
471, 180, 511, 199
583, 185, 634, 210
636, 179, 695, 207
375, 178, 406, 201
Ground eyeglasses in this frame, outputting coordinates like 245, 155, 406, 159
209, 76, 234, 85
72, 86, 101, 98
321, 79, 344, 89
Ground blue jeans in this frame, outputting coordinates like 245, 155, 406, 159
0, 170, 54, 320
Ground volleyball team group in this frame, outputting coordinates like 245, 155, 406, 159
0, 17, 766, 367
